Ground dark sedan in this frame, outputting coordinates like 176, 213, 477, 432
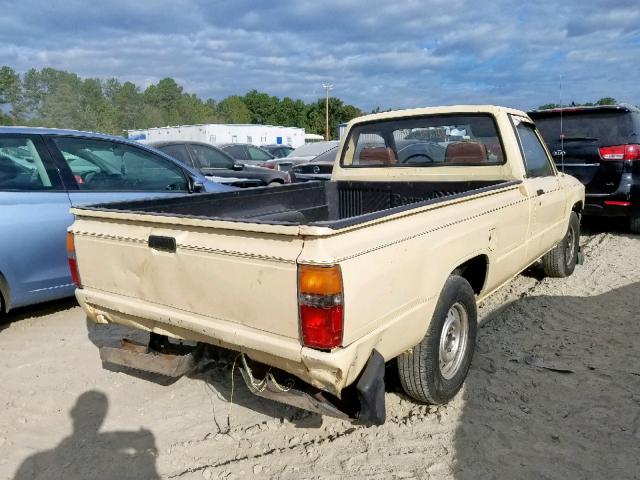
291, 145, 339, 181
261, 141, 340, 172
217, 143, 275, 166
149, 141, 290, 187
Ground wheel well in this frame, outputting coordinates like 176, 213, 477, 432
451, 255, 488, 295
0, 272, 9, 313
572, 201, 583, 214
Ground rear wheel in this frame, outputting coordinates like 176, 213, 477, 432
397, 275, 477, 404
541, 211, 580, 278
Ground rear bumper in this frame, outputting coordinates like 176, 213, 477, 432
77, 287, 427, 397
584, 193, 636, 217
583, 173, 638, 218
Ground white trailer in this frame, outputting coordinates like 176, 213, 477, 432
127, 124, 305, 148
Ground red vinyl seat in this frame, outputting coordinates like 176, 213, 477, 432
444, 142, 488, 164
359, 147, 397, 165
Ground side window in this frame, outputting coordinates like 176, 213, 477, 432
224, 145, 246, 159
190, 145, 234, 169
247, 146, 272, 161
0, 136, 62, 191
53, 137, 190, 191
159, 144, 192, 166
516, 123, 555, 177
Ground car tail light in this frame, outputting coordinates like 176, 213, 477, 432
66, 232, 82, 288
263, 162, 276, 169
298, 264, 343, 349
599, 144, 640, 161
604, 200, 631, 207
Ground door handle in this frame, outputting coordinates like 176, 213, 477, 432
537, 189, 545, 196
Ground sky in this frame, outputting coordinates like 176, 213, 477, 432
0, 0, 638, 111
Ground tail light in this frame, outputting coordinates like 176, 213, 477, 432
66, 232, 82, 288
298, 264, 343, 349
599, 144, 640, 161
263, 162, 276, 169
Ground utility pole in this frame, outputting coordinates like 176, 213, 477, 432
322, 83, 333, 140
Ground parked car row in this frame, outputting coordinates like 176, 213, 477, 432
150, 141, 290, 186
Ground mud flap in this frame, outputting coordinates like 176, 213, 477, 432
355, 349, 386, 425
99, 338, 197, 377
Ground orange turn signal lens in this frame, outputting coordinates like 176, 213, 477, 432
66, 232, 75, 255
298, 264, 342, 295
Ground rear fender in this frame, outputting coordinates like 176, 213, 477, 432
0, 271, 11, 312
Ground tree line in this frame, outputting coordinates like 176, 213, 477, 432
0, 66, 362, 138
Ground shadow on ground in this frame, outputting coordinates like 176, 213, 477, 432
13, 390, 159, 480
0, 297, 77, 332
454, 282, 640, 479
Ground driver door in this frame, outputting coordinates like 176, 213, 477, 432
45, 136, 192, 207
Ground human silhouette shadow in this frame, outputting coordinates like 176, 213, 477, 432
13, 391, 159, 480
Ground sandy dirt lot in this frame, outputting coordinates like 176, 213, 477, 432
1, 227, 639, 480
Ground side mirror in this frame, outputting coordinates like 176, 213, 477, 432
190, 178, 205, 193
232, 163, 244, 171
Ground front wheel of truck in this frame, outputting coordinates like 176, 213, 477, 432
397, 275, 477, 404
541, 211, 580, 278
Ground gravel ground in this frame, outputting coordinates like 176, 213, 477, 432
1, 227, 639, 480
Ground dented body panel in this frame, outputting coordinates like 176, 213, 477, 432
72, 105, 585, 397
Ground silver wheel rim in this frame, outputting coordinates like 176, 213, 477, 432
439, 302, 469, 380
565, 225, 576, 265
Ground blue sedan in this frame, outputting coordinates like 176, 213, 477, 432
0, 127, 233, 314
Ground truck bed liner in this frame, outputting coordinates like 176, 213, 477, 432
82, 180, 518, 229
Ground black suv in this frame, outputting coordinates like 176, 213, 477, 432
529, 105, 640, 233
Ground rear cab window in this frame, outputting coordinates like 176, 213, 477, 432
341, 114, 505, 167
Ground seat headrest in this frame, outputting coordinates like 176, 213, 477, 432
444, 142, 488, 164
358, 147, 397, 165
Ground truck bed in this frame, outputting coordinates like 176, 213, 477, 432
82, 180, 517, 229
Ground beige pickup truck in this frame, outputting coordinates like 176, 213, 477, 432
69, 106, 584, 425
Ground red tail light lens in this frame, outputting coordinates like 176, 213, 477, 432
599, 144, 640, 161
263, 162, 276, 169
298, 265, 343, 349
66, 232, 82, 288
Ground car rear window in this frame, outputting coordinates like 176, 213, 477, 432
532, 111, 637, 146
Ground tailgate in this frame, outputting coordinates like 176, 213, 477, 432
71, 215, 304, 340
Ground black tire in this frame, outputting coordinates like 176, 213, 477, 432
630, 213, 640, 234
397, 275, 477, 404
541, 211, 580, 278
